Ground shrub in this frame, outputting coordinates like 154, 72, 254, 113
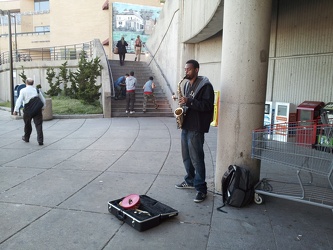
45, 50, 102, 105
45, 67, 61, 96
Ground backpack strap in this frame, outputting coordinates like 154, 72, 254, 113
217, 165, 236, 213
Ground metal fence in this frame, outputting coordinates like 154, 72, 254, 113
0, 41, 94, 65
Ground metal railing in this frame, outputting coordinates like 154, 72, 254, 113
0, 41, 94, 65
145, 44, 175, 96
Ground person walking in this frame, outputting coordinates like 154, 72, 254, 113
125, 71, 137, 114
142, 76, 158, 113
134, 35, 142, 61
175, 59, 215, 203
13, 78, 46, 145
116, 36, 128, 66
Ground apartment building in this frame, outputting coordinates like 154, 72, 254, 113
0, 0, 163, 59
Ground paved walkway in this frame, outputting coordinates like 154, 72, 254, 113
0, 109, 332, 250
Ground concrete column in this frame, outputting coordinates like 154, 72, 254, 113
215, 0, 272, 192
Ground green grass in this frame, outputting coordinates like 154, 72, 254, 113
51, 96, 103, 115
0, 101, 10, 108
0, 96, 103, 115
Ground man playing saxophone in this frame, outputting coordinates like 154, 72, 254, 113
175, 59, 215, 203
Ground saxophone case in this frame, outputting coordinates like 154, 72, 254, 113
108, 195, 178, 232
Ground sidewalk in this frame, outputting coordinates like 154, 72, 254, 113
0, 109, 332, 250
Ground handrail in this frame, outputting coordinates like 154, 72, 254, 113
145, 7, 180, 97
102, 49, 114, 97
145, 44, 175, 96
0, 31, 50, 38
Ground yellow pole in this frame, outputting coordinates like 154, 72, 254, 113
210, 91, 220, 127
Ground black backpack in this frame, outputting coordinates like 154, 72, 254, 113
217, 165, 254, 212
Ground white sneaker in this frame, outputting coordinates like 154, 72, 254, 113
125, 110, 129, 114
130, 111, 135, 114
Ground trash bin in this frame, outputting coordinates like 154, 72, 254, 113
42, 98, 53, 121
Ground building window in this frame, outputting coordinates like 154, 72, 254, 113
34, 0, 50, 12
35, 26, 50, 32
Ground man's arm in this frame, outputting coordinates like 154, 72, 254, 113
38, 89, 46, 108
13, 91, 24, 115
185, 84, 214, 112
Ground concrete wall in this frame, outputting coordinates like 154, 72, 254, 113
0, 59, 79, 102
145, 0, 182, 111
49, 0, 108, 47
266, 0, 333, 105
146, 0, 222, 112
181, 0, 221, 42
146, 0, 333, 113
0, 39, 111, 117
195, 34, 222, 93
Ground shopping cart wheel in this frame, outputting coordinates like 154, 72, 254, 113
263, 183, 273, 192
254, 193, 264, 205
261, 180, 273, 192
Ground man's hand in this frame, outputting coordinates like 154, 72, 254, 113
13, 111, 18, 116
179, 97, 188, 105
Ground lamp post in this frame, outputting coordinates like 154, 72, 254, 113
0, 9, 14, 114
11, 14, 17, 62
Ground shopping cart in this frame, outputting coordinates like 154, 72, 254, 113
251, 122, 333, 211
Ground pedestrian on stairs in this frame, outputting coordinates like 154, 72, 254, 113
114, 74, 128, 99
125, 71, 137, 114
143, 76, 158, 113
134, 35, 142, 62
116, 36, 128, 66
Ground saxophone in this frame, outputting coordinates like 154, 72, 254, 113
173, 76, 187, 129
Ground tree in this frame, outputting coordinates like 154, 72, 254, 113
18, 66, 27, 84
45, 67, 61, 96
70, 51, 102, 105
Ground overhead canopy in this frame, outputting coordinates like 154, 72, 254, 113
102, 38, 109, 46
102, 0, 109, 10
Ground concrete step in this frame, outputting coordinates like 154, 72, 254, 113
109, 60, 174, 118
112, 99, 170, 107
111, 111, 174, 117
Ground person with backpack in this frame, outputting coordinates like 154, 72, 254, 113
13, 78, 46, 145
134, 35, 142, 62
175, 60, 215, 203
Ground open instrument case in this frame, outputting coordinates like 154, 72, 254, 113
108, 195, 178, 232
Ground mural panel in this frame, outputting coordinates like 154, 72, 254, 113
112, 2, 161, 54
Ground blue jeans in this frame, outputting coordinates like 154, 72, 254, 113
181, 129, 207, 194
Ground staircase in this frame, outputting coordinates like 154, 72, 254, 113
109, 60, 174, 117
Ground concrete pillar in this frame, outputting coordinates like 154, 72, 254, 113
42, 98, 53, 121
215, 0, 272, 192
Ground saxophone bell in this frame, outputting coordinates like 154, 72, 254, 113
174, 107, 183, 117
